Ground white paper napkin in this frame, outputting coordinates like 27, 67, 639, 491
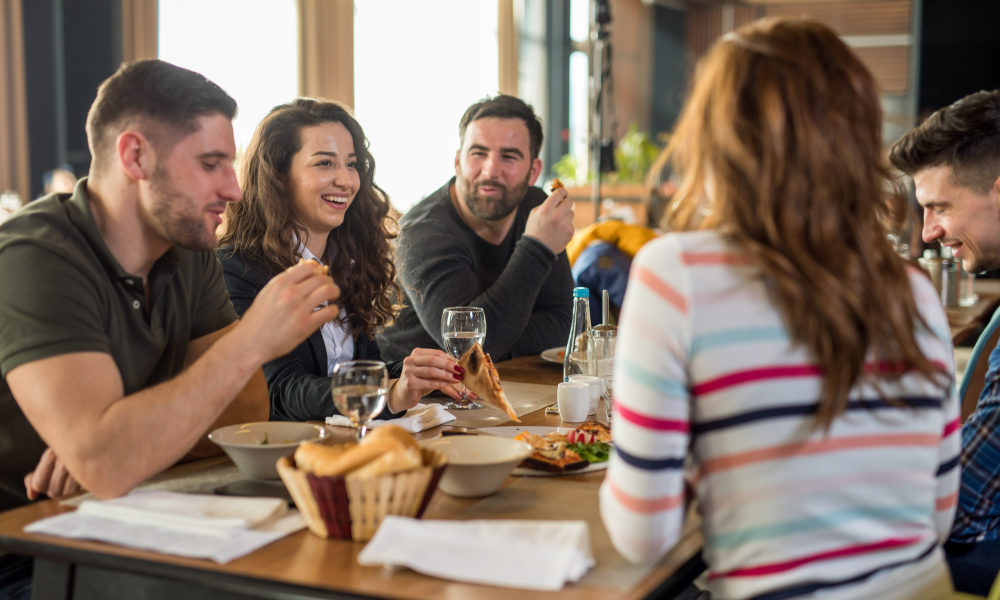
25, 490, 304, 563
358, 516, 595, 591
326, 402, 456, 433
75, 490, 287, 536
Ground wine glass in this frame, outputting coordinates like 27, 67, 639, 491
331, 360, 388, 441
440, 306, 486, 410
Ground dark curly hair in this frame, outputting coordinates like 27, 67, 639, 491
218, 98, 398, 339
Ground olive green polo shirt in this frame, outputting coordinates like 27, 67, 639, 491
0, 179, 237, 510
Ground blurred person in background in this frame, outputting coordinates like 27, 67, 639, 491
42, 165, 77, 196
601, 17, 959, 599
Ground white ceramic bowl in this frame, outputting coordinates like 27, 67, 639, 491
420, 435, 532, 498
209, 421, 330, 480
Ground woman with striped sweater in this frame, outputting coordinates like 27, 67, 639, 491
600, 17, 961, 599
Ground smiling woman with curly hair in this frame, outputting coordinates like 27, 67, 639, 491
217, 98, 463, 421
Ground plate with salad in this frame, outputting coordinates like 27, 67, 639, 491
477, 422, 612, 476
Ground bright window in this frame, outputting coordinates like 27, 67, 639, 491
158, 0, 298, 155
354, 1, 499, 213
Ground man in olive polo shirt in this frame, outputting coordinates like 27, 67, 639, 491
0, 61, 339, 518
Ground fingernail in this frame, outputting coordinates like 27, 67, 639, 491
455, 366, 465, 374
453, 373, 463, 381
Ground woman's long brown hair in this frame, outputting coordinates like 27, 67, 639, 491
664, 17, 946, 429
218, 98, 397, 340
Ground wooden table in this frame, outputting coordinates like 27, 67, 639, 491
949, 279, 1000, 345
0, 356, 704, 600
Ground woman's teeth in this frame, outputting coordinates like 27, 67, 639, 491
323, 195, 347, 205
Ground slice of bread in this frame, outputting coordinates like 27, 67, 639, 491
458, 342, 519, 422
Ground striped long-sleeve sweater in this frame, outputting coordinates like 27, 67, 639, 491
599, 230, 961, 600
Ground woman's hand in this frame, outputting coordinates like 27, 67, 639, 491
24, 447, 83, 501
387, 348, 465, 413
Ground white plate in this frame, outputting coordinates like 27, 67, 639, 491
477, 426, 609, 476
540, 347, 564, 363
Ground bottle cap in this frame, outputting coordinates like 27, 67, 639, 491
573, 286, 589, 298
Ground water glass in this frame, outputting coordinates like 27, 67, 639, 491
602, 375, 615, 426
440, 306, 486, 410
331, 360, 388, 441
588, 324, 617, 378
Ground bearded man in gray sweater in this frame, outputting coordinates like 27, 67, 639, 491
378, 95, 575, 364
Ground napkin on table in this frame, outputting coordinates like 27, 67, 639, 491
357, 516, 595, 591
326, 402, 455, 433
25, 490, 304, 563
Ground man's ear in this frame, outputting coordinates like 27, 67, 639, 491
116, 131, 152, 182
454, 150, 461, 174
527, 157, 543, 186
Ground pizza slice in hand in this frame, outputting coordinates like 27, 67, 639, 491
458, 342, 520, 423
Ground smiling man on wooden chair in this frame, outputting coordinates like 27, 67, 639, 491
891, 88, 1000, 596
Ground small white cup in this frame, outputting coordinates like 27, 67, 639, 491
557, 381, 590, 423
568, 374, 601, 415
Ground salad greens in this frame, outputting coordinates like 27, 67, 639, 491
568, 441, 611, 464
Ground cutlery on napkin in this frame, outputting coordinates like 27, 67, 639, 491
357, 516, 595, 591
326, 402, 456, 433
25, 490, 304, 563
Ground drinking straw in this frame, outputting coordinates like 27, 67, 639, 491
602, 289, 610, 326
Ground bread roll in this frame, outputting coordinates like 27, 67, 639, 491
294, 441, 357, 476
364, 424, 418, 451
349, 446, 422, 478
293, 425, 422, 478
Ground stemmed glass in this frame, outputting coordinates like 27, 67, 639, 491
331, 360, 388, 441
440, 306, 486, 410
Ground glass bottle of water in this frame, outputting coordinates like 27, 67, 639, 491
563, 287, 593, 381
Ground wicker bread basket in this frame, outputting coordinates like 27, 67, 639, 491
276, 447, 447, 541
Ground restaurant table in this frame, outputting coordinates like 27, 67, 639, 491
949, 278, 1000, 345
0, 355, 705, 600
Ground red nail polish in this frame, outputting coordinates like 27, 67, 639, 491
455, 366, 465, 374
453, 373, 463, 381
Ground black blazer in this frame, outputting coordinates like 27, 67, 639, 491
215, 248, 403, 422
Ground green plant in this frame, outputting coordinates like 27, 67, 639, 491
612, 123, 661, 184
552, 153, 580, 184
551, 123, 661, 185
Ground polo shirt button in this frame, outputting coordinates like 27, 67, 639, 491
132, 300, 141, 309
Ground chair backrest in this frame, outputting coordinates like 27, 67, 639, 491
958, 305, 1000, 421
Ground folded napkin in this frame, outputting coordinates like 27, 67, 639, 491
326, 402, 455, 433
358, 516, 594, 591
25, 490, 304, 563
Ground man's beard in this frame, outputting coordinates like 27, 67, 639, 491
148, 166, 220, 251
457, 173, 531, 221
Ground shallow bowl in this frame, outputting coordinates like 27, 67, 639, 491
419, 435, 532, 498
209, 421, 330, 480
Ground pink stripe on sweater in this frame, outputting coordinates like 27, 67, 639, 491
693, 360, 946, 396
711, 537, 922, 578
937, 491, 958, 512
634, 265, 686, 313
608, 480, 685, 514
693, 365, 821, 395
618, 404, 690, 432
943, 417, 961, 438
681, 252, 753, 266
